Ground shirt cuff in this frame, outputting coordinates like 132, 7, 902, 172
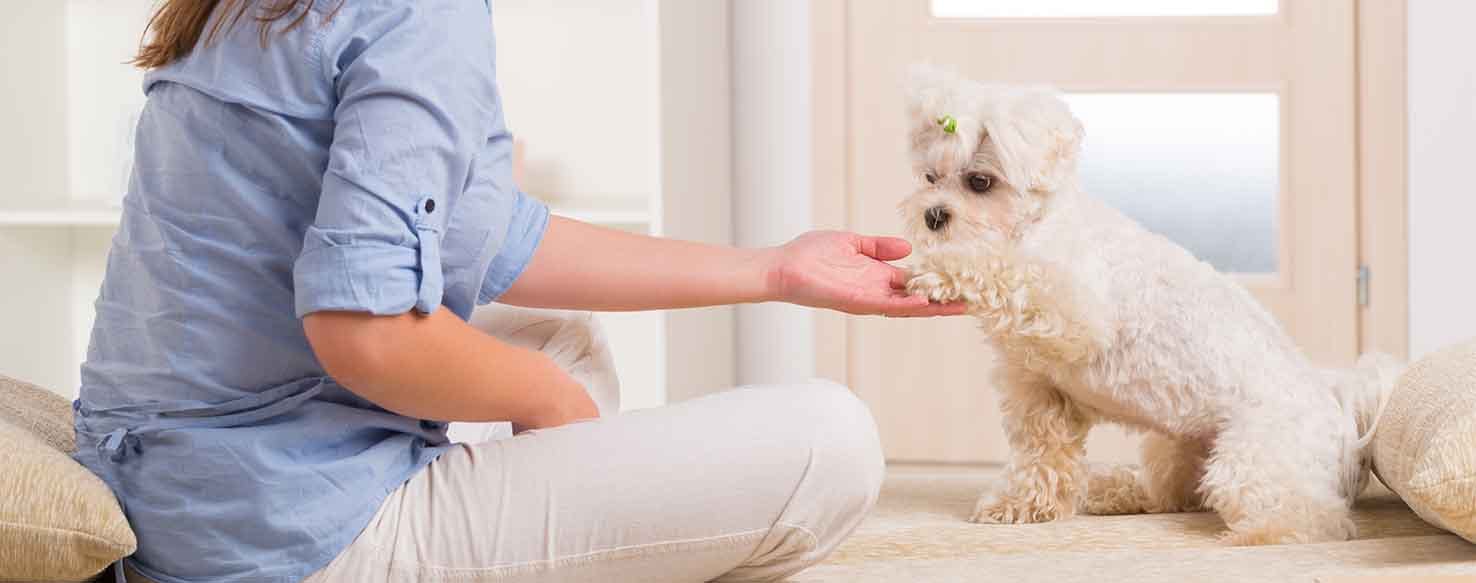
294, 226, 438, 317
478, 191, 550, 304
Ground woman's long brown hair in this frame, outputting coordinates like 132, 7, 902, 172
132, 0, 339, 69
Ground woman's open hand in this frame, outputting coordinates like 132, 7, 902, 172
765, 231, 968, 317
501, 217, 967, 316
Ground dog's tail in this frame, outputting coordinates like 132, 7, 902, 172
1331, 353, 1402, 499
1336, 352, 1404, 451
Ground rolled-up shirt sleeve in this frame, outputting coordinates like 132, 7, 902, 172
294, 0, 496, 318
478, 189, 549, 305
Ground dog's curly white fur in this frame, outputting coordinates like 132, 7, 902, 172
900, 66, 1400, 545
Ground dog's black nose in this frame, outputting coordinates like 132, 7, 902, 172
925, 206, 951, 231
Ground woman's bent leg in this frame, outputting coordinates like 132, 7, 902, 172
307, 380, 884, 583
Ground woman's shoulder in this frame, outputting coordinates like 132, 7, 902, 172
142, 0, 493, 120
320, 0, 497, 94
323, 0, 494, 63
327, 0, 491, 30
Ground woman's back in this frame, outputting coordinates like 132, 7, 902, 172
72, 1, 539, 580
82, 82, 332, 406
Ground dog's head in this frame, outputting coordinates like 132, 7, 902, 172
900, 65, 1084, 250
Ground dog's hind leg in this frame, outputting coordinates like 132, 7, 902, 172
1140, 432, 1209, 512
1200, 404, 1356, 545
972, 372, 1090, 524
1080, 433, 1208, 515
1080, 463, 1148, 515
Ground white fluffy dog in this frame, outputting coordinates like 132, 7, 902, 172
900, 66, 1399, 545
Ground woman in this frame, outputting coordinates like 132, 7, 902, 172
74, 1, 962, 581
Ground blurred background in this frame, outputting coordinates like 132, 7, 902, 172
0, 0, 1472, 465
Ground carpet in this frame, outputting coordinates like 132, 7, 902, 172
797, 464, 1476, 582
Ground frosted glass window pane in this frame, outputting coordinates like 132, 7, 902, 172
932, 0, 1277, 18
1063, 93, 1279, 273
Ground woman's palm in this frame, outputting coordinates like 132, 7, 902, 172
771, 231, 966, 317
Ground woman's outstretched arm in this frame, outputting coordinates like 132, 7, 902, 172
499, 216, 964, 317
304, 217, 963, 430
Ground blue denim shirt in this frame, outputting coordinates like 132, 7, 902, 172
72, 1, 546, 581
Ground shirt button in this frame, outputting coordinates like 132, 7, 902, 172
423, 199, 436, 214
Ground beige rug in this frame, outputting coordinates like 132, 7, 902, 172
798, 464, 1476, 582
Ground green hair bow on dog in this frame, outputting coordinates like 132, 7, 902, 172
936, 115, 958, 134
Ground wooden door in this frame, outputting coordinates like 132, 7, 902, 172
836, 0, 1358, 462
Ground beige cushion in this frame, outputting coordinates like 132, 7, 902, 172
0, 375, 136, 582
1372, 338, 1476, 544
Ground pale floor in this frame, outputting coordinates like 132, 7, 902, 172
797, 464, 1476, 583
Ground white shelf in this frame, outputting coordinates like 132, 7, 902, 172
0, 200, 122, 227
0, 199, 651, 228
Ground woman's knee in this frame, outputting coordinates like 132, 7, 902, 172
788, 380, 885, 489
713, 381, 884, 581
721, 379, 885, 513
739, 380, 885, 576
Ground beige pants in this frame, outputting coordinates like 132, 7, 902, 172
300, 306, 885, 582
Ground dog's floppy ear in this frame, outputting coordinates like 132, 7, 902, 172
981, 89, 1084, 194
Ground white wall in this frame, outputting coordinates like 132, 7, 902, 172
731, 0, 817, 385
1408, 0, 1476, 358
67, 0, 152, 203
656, 0, 738, 401
1, 2, 81, 395
3, 1, 69, 199
494, 0, 660, 208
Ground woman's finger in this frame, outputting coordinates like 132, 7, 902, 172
859, 236, 913, 262
846, 291, 967, 317
841, 291, 922, 314
884, 301, 970, 318
877, 289, 969, 316
887, 264, 912, 289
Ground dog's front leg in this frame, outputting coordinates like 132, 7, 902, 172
973, 372, 1090, 524
906, 244, 1107, 364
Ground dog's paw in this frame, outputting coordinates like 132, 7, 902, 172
969, 493, 1071, 524
1221, 511, 1357, 545
1079, 464, 1150, 516
906, 270, 964, 303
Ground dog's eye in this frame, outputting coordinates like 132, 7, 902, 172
924, 172, 939, 184
967, 174, 994, 194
